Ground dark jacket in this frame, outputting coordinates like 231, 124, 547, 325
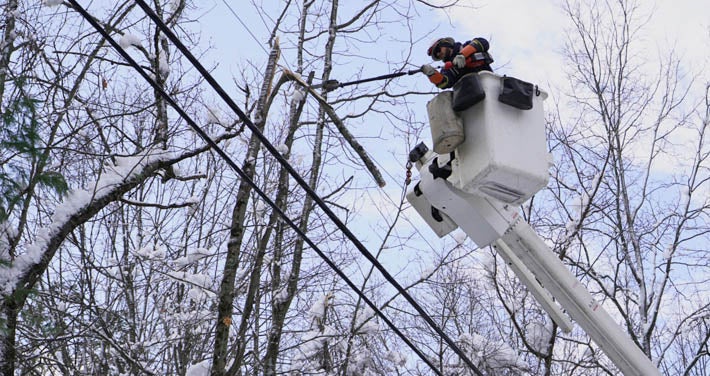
429, 38, 493, 89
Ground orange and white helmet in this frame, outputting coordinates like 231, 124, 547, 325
427, 37, 455, 60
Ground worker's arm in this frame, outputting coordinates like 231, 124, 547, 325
422, 64, 451, 89
454, 38, 492, 69
459, 37, 489, 58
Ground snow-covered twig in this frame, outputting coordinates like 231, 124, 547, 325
281, 68, 386, 187
0, 147, 178, 297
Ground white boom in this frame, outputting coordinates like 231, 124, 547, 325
407, 71, 661, 376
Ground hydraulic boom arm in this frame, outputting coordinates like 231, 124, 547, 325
407, 71, 661, 375
409, 149, 661, 376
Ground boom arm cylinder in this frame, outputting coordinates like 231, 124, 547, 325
500, 220, 661, 376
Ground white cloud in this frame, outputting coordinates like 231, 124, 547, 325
646, 1, 710, 65
437, 1, 565, 86
439, 0, 708, 91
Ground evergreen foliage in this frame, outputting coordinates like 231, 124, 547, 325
0, 82, 68, 222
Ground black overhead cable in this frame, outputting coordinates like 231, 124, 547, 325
130, 1, 485, 375
223, 0, 440, 253
64, 2, 445, 375
67, 1, 485, 375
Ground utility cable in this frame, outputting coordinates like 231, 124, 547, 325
68, 1, 485, 375
131, 1, 484, 375
65, 1, 445, 375
219, 0, 271, 58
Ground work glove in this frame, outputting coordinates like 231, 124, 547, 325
421, 64, 437, 76
452, 54, 466, 68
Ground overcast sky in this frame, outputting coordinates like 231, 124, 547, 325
194, 0, 709, 182
441, 0, 708, 92
440, 0, 708, 175
198, 0, 708, 100
186, 0, 710, 183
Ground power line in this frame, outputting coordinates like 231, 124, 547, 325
67, 1, 485, 375
64, 1, 444, 374
130, 1, 485, 375
219, 0, 271, 57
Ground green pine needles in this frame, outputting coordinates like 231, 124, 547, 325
1, 85, 68, 222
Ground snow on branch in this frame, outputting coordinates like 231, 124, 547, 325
280, 69, 386, 187
0, 147, 176, 296
118, 33, 143, 50
41, 0, 62, 7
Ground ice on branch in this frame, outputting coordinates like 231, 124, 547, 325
275, 143, 289, 155
308, 293, 333, 323
158, 52, 170, 78
386, 351, 407, 367
119, 33, 143, 49
135, 245, 167, 260
205, 106, 225, 125
526, 321, 553, 355
452, 229, 467, 244
458, 332, 528, 371
185, 360, 210, 376
354, 307, 379, 334
291, 89, 305, 104
174, 247, 215, 266
42, 0, 62, 7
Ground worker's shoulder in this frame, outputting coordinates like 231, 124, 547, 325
469, 37, 489, 48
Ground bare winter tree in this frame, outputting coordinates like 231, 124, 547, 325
207, 1, 464, 375
389, 1, 709, 376
0, 1, 236, 374
12, 1, 708, 376
512, 0, 710, 374
2, 0, 468, 375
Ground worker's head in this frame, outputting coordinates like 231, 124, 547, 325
427, 37, 455, 61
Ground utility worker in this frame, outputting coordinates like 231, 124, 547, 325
421, 37, 493, 89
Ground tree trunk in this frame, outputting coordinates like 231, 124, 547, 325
0, 0, 18, 111
211, 38, 281, 376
